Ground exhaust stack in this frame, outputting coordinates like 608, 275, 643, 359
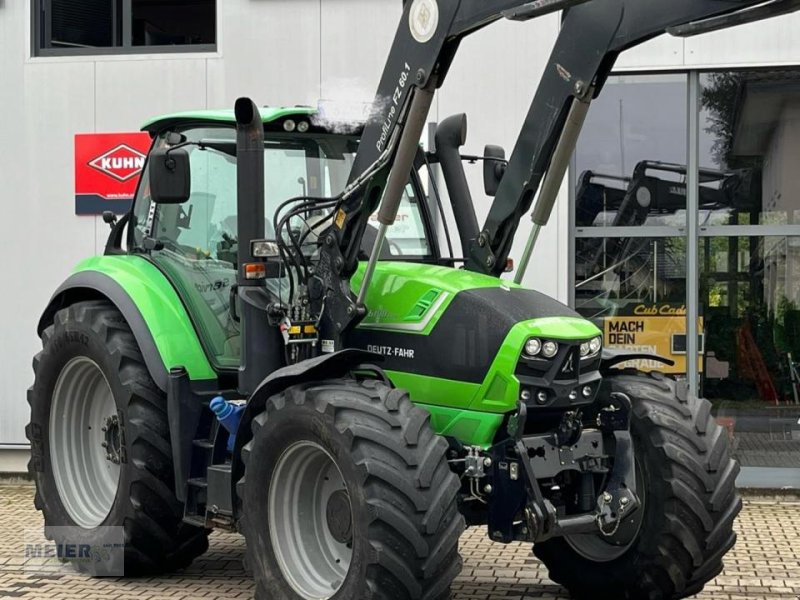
234, 98, 283, 394
235, 97, 266, 282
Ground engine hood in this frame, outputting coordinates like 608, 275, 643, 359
348, 262, 601, 428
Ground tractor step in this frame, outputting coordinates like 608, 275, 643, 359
182, 515, 207, 529
187, 477, 208, 489
183, 411, 235, 529
184, 418, 223, 525
207, 464, 233, 515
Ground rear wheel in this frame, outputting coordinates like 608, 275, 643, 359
26, 300, 209, 575
239, 378, 464, 600
534, 371, 741, 600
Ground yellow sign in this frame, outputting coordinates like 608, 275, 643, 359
604, 304, 703, 375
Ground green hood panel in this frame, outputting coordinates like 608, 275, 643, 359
71, 256, 217, 381
511, 316, 602, 340
351, 261, 519, 295
415, 403, 505, 449
351, 262, 519, 336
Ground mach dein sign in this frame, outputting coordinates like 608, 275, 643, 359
75, 132, 152, 215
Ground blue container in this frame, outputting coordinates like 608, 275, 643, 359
209, 396, 245, 452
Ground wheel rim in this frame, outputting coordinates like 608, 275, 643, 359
268, 440, 353, 600
564, 459, 646, 562
50, 357, 121, 529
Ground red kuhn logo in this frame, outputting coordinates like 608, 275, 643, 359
88, 144, 147, 182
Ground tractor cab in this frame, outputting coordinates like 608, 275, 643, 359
131, 107, 442, 371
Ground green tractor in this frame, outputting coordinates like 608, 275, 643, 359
28, 0, 793, 598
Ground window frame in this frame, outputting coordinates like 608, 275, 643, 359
32, 0, 217, 58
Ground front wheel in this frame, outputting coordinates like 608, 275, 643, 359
534, 371, 741, 600
238, 378, 465, 600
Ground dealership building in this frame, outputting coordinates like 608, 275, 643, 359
1, 1, 799, 487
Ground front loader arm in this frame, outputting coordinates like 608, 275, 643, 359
315, 0, 586, 347
332, 0, 582, 270
315, 0, 797, 347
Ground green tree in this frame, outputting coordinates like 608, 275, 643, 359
700, 73, 742, 168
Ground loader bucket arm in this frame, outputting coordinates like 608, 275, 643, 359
314, 0, 799, 345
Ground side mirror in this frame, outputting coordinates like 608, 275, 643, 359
149, 146, 191, 204
483, 144, 506, 196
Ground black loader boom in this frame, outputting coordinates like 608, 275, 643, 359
306, 0, 800, 348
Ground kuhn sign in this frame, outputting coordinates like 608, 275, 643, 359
88, 144, 147, 182
75, 132, 152, 215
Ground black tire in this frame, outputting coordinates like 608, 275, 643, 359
533, 370, 741, 600
26, 300, 209, 575
239, 378, 465, 600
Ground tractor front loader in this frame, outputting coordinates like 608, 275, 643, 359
27, 0, 799, 599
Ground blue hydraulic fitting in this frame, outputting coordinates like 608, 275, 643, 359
209, 396, 245, 452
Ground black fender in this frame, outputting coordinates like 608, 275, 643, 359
600, 347, 675, 375
230, 349, 384, 517
38, 271, 170, 391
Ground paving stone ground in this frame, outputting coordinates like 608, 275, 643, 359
733, 431, 800, 468
1, 483, 798, 600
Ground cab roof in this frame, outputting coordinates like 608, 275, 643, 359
141, 106, 320, 135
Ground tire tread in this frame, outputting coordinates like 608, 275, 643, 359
27, 300, 208, 575
239, 378, 464, 599
534, 371, 741, 600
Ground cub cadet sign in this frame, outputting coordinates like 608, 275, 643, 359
604, 303, 704, 375
75, 132, 151, 215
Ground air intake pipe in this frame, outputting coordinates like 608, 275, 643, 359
435, 114, 480, 256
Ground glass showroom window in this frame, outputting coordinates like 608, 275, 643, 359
573, 69, 800, 481
574, 74, 688, 230
33, 0, 216, 56
700, 71, 800, 227
698, 70, 800, 476
700, 235, 800, 470
573, 74, 694, 383
574, 235, 698, 375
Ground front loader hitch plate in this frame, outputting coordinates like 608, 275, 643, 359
487, 392, 642, 544
593, 392, 640, 536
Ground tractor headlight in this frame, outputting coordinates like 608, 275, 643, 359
581, 336, 602, 360
251, 239, 280, 258
524, 338, 542, 357
541, 340, 559, 358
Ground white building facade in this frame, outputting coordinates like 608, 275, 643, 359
1, 1, 799, 482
